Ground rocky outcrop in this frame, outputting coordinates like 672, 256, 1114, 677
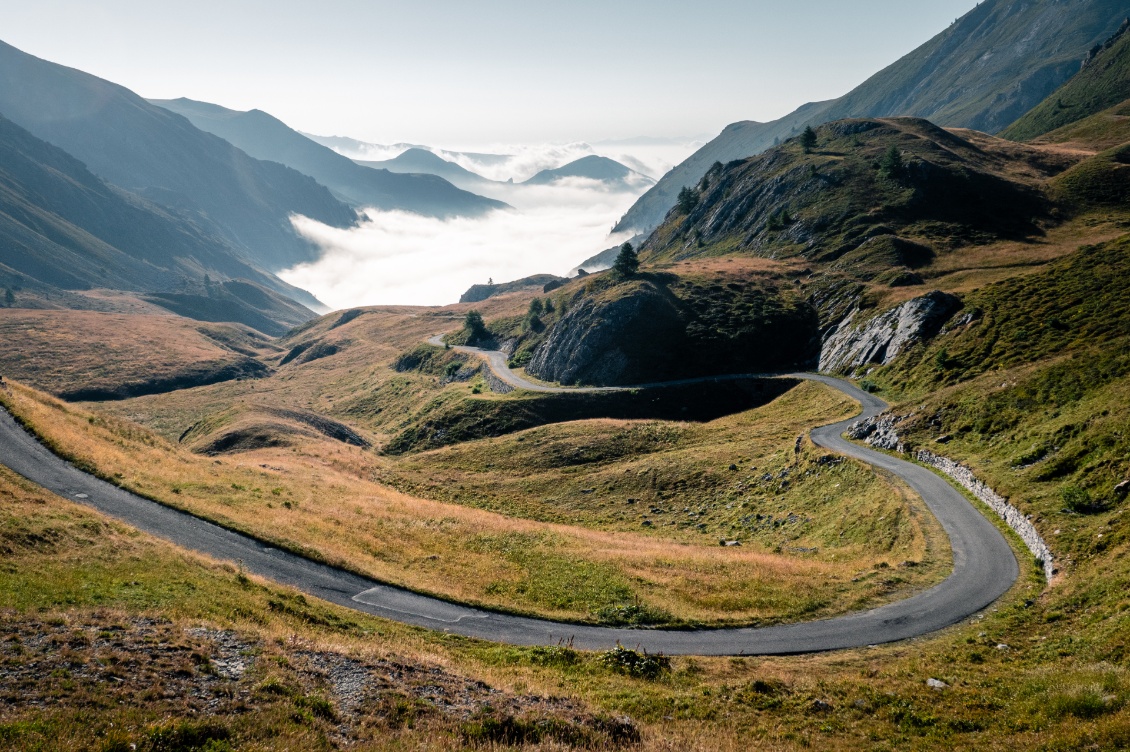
846, 413, 909, 453
819, 291, 961, 373
526, 283, 684, 386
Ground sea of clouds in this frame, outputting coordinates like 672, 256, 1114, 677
281, 138, 703, 309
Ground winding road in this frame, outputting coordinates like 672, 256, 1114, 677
0, 340, 1019, 655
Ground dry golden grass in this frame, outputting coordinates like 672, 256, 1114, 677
2, 377, 943, 627
0, 309, 277, 398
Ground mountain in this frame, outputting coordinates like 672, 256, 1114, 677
639, 118, 1059, 274
524, 155, 655, 189
356, 148, 498, 193
301, 134, 425, 157
152, 99, 508, 217
615, 0, 1130, 234
1002, 18, 1130, 142
0, 113, 316, 335
0, 39, 355, 278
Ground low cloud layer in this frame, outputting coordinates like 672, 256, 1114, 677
325, 138, 703, 183
282, 181, 639, 309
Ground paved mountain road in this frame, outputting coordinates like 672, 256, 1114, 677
0, 344, 1019, 655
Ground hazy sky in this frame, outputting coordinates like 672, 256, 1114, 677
4, 0, 981, 147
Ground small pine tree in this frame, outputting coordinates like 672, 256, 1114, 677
800, 126, 817, 153
544, 298, 555, 313
880, 145, 905, 179
676, 186, 699, 213
528, 298, 543, 316
3, 288, 13, 307
463, 310, 488, 343
613, 242, 639, 277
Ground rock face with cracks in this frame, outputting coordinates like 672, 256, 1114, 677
819, 291, 961, 373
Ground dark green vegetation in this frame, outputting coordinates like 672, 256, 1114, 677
1003, 19, 1130, 142
616, 0, 1128, 234
384, 375, 796, 453
488, 269, 819, 386
0, 40, 355, 276
612, 242, 639, 276
153, 99, 507, 217
1052, 141, 1130, 208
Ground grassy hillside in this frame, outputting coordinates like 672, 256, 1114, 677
615, 0, 1129, 234
639, 119, 1072, 306
0, 310, 275, 400
1003, 20, 1130, 142
1, 378, 942, 628
466, 263, 819, 386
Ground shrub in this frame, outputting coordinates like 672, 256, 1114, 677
598, 644, 671, 679
463, 310, 489, 344
1061, 485, 1103, 513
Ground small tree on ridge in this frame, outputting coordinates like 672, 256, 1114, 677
800, 126, 817, 154
613, 242, 639, 277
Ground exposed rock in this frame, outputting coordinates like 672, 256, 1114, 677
526, 283, 683, 385
846, 414, 909, 453
926, 678, 948, 691
918, 449, 1055, 582
1115, 480, 1130, 500
526, 276, 818, 387
819, 291, 962, 373
848, 413, 1056, 583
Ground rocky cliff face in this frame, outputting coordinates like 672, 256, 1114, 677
524, 273, 819, 387
525, 283, 684, 386
819, 291, 961, 374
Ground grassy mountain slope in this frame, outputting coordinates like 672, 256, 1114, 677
616, 0, 1129, 234
0, 113, 317, 334
1003, 18, 1130, 142
458, 274, 565, 303
0, 310, 275, 400
1028, 99, 1130, 151
639, 118, 1067, 284
151, 99, 508, 217
0, 39, 356, 276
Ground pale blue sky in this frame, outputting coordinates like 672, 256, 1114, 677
3, 0, 981, 146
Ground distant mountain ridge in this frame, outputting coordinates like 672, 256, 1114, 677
0, 113, 316, 334
356, 148, 499, 193
524, 155, 654, 189
0, 39, 355, 279
152, 99, 508, 217
615, 0, 1130, 234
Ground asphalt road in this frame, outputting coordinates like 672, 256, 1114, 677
0, 351, 1019, 655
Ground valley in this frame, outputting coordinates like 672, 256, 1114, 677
2, 1, 1130, 749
